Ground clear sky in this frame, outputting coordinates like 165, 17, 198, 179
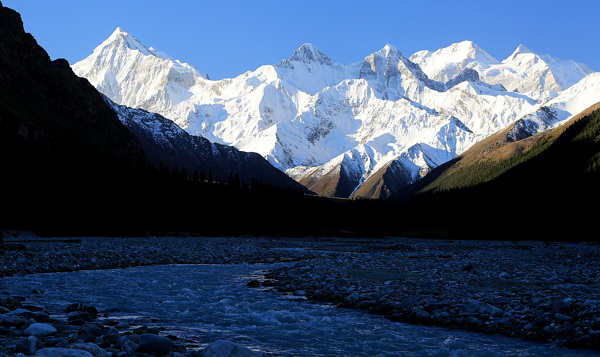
3, 0, 599, 80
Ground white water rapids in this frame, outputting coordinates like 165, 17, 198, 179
1, 264, 596, 356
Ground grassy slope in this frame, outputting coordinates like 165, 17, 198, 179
392, 104, 600, 240
416, 102, 600, 194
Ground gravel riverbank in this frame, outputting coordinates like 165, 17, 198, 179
1, 233, 599, 355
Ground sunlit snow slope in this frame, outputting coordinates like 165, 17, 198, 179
73, 29, 596, 198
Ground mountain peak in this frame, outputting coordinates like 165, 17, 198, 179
507, 44, 535, 60
101, 27, 151, 55
289, 43, 333, 65
515, 44, 534, 54
450, 40, 479, 54
381, 43, 402, 57
107, 27, 135, 42
446, 40, 499, 64
111, 27, 127, 36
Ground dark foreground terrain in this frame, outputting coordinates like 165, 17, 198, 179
1, 233, 599, 356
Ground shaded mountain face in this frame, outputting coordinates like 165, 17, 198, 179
104, 96, 310, 192
0, 2, 309, 236
0, 3, 154, 233
74, 30, 560, 199
0, 5, 148, 171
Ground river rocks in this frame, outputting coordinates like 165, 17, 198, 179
554, 312, 572, 322
201, 339, 261, 357
137, 333, 174, 356
1, 233, 599, 352
15, 335, 44, 354
79, 323, 104, 337
68, 342, 108, 357
35, 347, 94, 357
0, 234, 314, 279
246, 279, 261, 287
261, 238, 600, 350
0, 292, 206, 357
25, 323, 57, 338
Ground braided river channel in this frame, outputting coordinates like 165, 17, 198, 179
2, 264, 596, 356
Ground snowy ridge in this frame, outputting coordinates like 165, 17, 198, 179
73, 29, 597, 198
508, 72, 600, 141
411, 41, 594, 103
72, 28, 209, 117
410, 40, 500, 84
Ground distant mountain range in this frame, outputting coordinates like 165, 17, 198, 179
2, 0, 600, 240
73, 28, 598, 199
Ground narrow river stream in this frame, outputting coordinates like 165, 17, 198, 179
1, 264, 595, 356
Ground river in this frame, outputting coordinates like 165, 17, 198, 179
1, 263, 595, 356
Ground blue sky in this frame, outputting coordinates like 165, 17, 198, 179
4, 0, 599, 80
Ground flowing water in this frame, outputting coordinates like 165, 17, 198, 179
1, 264, 595, 356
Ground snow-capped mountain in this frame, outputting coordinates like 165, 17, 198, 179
411, 41, 594, 103
73, 29, 595, 198
72, 28, 209, 118
409, 40, 500, 84
507, 72, 600, 141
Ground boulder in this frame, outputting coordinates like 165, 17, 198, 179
79, 323, 103, 337
136, 333, 173, 356
7, 308, 34, 319
480, 303, 503, 317
201, 340, 261, 357
246, 280, 260, 287
464, 299, 481, 314
415, 310, 432, 321
554, 312, 572, 322
15, 336, 44, 355
25, 323, 57, 338
70, 342, 109, 357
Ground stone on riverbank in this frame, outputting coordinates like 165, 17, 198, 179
201, 340, 261, 357
137, 333, 174, 356
15, 335, 44, 355
25, 323, 57, 338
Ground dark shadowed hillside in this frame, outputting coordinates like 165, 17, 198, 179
392, 105, 600, 240
0, 3, 152, 233
0, 2, 316, 236
105, 97, 308, 192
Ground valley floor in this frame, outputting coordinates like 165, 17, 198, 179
1, 233, 599, 354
